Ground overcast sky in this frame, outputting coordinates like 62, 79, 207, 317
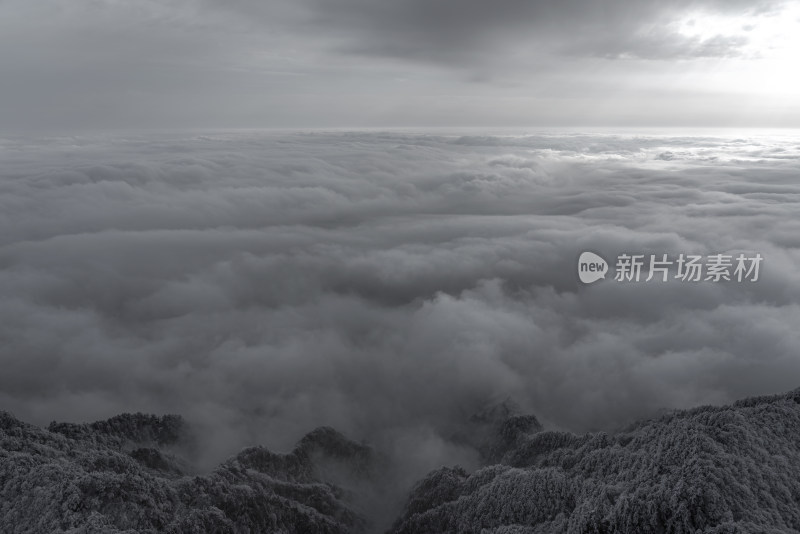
1, 0, 799, 129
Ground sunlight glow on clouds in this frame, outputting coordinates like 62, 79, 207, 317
674, 2, 800, 95
677, 1, 800, 59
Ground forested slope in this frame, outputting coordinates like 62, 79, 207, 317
390, 388, 800, 534
0, 412, 369, 533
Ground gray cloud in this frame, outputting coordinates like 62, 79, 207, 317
565, 29, 752, 60
295, 0, 780, 65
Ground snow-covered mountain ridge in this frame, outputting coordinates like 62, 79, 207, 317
4, 387, 800, 533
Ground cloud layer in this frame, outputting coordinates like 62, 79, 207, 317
2, 130, 800, 492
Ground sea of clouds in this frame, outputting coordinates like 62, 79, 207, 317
1, 129, 799, 491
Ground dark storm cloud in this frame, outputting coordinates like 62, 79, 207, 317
2, 130, 800, 494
